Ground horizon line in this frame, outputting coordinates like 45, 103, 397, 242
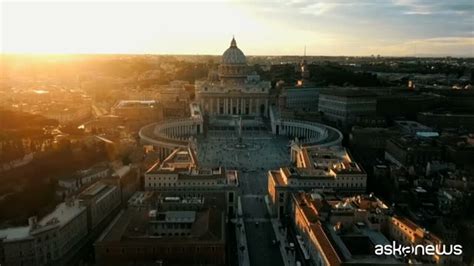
2, 52, 473, 59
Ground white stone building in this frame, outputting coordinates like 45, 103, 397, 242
144, 147, 239, 215
0, 200, 87, 266
56, 164, 110, 197
79, 181, 121, 230
195, 37, 271, 117
267, 144, 367, 219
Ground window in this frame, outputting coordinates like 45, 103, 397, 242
279, 193, 285, 203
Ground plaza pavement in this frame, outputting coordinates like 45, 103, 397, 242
197, 131, 291, 266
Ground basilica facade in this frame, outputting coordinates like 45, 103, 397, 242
195, 37, 271, 117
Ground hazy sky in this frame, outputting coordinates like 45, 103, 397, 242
2, 0, 473, 56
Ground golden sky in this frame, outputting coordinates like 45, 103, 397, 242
2, 0, 473, 56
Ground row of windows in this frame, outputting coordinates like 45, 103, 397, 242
61, 216, 88, 253
145, 187, 229, 193
149, 176, 176, 180
147, 181, 218, 187
291, 182, 365, 188
336, 176, 363, 180
393, 221, 415, 236
105, 246, 219, 254
153, 223, 192, 229
12, 216, 87, 263
152, 232, 191, 237
213, 101, 252, 108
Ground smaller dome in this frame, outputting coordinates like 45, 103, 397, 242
222, 37, 246, 65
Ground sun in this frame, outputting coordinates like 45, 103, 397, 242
1, 1, 324, 55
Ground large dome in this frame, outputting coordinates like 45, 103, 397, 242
222, 37, 246, 65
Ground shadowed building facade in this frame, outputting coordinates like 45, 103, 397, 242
94, 193, 227, 266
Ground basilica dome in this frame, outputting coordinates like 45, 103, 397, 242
222, 37, 246, 65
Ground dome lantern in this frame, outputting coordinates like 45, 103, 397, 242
230, 36, 237, 47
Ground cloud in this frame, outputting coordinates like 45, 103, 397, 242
392, 0, 433, 14
392, 0, 473, 15
299, 2, 339, 15
287, 0, 473, 16
411, 37, 474, 46
283, 0, 378, 16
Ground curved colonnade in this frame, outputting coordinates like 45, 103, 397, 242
139, 117, 203, 158
140, 105, 343, 159
269, 106, 343, 147
273, 119, 343, 147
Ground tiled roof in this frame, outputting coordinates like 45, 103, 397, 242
310, 222, 342, 266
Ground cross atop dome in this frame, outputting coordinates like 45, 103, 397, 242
230, 36, 237, 48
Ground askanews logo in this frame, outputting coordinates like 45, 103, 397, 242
375, 242, 463, 257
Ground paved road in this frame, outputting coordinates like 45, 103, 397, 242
198, 132, 290, 266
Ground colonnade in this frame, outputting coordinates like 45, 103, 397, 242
139, 119, 202, 148
154, 118, 203, 140
161, 123, 200, 140
139, 118, 203, 161
200, 97, 269, 117
278, 120, 328, 144
272, 119, 343, 147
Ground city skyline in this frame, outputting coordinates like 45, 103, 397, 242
1, 16, 473, 265
2, 0, 473, 56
